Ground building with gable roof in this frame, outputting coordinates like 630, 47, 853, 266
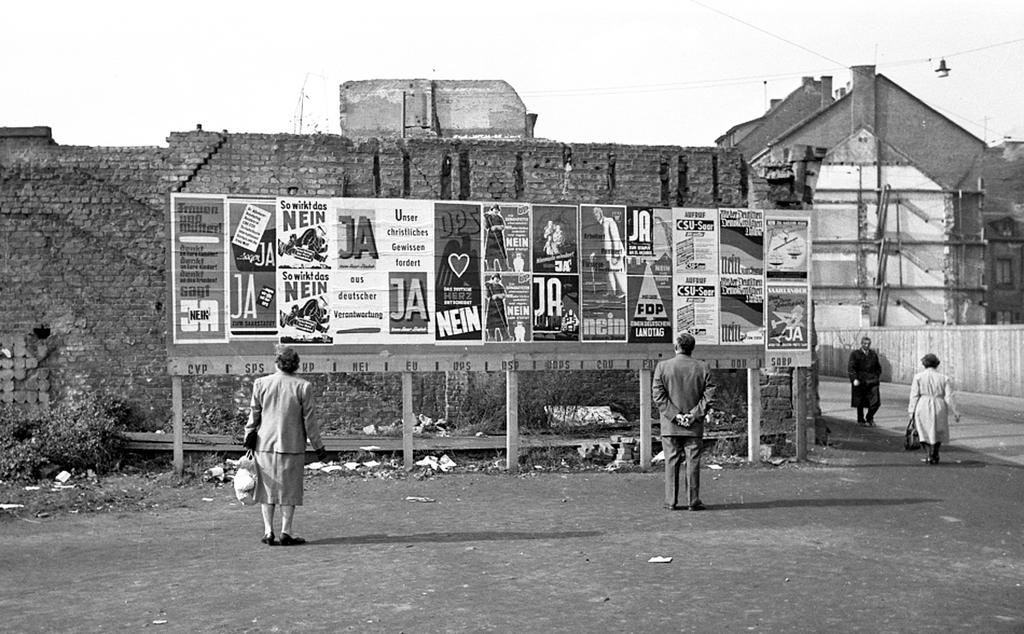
720, 65, 988, 327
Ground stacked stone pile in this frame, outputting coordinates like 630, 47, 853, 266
0, 334, 50, 407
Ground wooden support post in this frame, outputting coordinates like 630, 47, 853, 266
171, 375, 184, 476
746, 368, 761, 463
639, 369, 653, 470
402, 372, 414, 471
794, 367, 807, 462
506, 369, 519, 473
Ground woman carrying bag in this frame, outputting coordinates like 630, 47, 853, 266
244, 347, 328, 545
907, 353, 960, 465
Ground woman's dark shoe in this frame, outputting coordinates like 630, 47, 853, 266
261, 533, 277, 546
280, 533, 307, 546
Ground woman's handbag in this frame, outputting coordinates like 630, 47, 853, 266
234, 450, 259, 505
904, 415, 921, 451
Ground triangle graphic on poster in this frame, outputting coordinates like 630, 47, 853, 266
633, 263, 666, 322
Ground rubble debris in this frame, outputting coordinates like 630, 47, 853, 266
545, 405, 627, 427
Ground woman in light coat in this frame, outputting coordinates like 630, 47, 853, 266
908, 353, 960, 465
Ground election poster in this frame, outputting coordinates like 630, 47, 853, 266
228, 200, 277, 337
719, 208, 764, 276
278, 269, 333, 344
501, 273, 533, 342
483, 203, 531, 273
767, 285, 810, 351
719, 274, 765, 345
332, 202, 387, 341
628, 266, 673, 344
532, 205, 578, 274
626, 206, 672, 277
169, 194, 787, 357
381, 200, 435, 341
484, 272, 533, 343
435, 203, 483, 343
171, 195, 228, 343
765, 216, 809, 280
674, 274, 719, 346
673, 208, 719, 275
580, 204, 627, 342
277, 197, 331, 269
532, 274, 580, 341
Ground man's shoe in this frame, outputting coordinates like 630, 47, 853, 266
663, 504, 683, 510
688, 502, 706, 511
280, 533, 307, 546
261, 533, 277, 546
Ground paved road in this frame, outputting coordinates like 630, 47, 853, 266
817, 375, 1024, 466
1, 379, 1022, 632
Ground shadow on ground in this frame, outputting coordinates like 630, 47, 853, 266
310, 529, 603, 546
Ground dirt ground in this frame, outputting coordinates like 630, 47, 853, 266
2, 420, 1023, 634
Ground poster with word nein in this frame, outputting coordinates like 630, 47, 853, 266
172, 195, 228, 343
435, 203, 483, 343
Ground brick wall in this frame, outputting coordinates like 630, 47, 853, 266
1, 129, 795, 433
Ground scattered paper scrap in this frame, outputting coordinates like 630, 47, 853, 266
0, 504, 25, 510
344, 462, 360, 470
201, 498, 214, 502
405, 496, 436, 503
438, 455, 457, 472
153, 620, 168, 625
55, 471, 72, 483
648, 556, 673, 563
23, 486, 40, 491
415, 456, 439, 469
321, 465, 344, 473
362, 461, 380, 468
652, 451, 665, 463
708, 464, 723, 470
305, 462, 326, 470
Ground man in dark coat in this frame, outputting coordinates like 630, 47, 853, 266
848, 336, 882, 425
652, 332, 717, 511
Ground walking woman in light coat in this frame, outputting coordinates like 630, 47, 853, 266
908, 353, 960, 465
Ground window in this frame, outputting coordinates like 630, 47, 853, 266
995, 258, 1014, 286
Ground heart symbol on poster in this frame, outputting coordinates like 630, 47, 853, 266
448, 253, 470, 278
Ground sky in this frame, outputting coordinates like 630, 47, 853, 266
3, 0, 1023, 149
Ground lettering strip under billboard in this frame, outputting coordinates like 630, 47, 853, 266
171, 194, 228, 343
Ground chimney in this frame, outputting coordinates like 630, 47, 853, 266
525, 113, 538, 139
850, 65, 876, 132
820, 76, 833, 108
769, 98, 782, 111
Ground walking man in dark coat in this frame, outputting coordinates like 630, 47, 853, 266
653, 332, 717, 510
848, 336, 882, 425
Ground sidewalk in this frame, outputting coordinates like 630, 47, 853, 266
817, 375, 1024, 467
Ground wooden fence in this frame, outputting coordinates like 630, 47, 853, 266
816, 326, 1024, 398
